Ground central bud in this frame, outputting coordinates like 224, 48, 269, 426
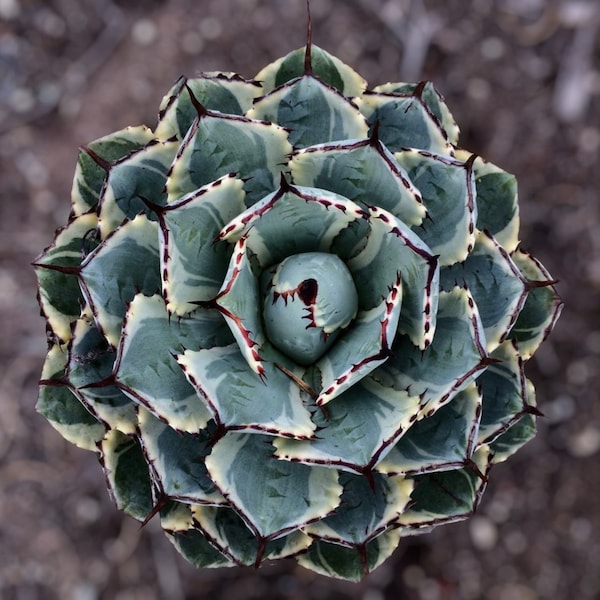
262, 252, 358, 365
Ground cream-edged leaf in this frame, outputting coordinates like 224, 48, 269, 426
177, 344, 315, 439
115, 294, 230, 432
206, 433, 342, 540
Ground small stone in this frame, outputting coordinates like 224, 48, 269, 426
504, 529, 528, 554
132, 19, 158, 46
568, 426, 600, 457
481, 36, 505, 61
0, 0, 19, 19
181, 31, 204, 55
544, 394, 575, 425
490, 583, 537, 600
199, 17, 223, 40
469, 515, 498, 550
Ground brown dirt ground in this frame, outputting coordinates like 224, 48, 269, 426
1, 0, 599, 598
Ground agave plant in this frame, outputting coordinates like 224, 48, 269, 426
34, 38, 562, 581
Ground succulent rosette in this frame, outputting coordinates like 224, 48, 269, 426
34, 44, 562, 580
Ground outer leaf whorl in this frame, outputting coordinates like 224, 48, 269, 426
34, 43, 562, 582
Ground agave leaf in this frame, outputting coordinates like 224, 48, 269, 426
79, 214, 161, 347
509, 249, 563, 359
205, 433, 342, 540
316, 279, 402, 405
159, 501, 195, 532
255, 45, 367, 97
374, 287, 487, 415
115, 294, 230, 432
477, 341, 532, 444
166, 112, 292, 207
489, 386, 537, 463
219, 184, 364, 269
372, 81, 460, 145
260, 252, 359, 366
357, 91, 452, 154
304, 472, 413, 545
98, 139, 178, 238
378, 383, 481, 476
248, 75, 368, 148
36, 344, 105, 451
214, 236, 266, 375
455, 150, 520, 252
290, 139, 426, 227
273, 376, 421, 472
398, 446, 491, 530
33, 212, 99, 343
161, 174, 246, 315
71, 126, 156, 216
156, 74, 263, 140
396, 149, 477, 266
346, 204, 439, 349
37, 384, 104, 452
191, 506, 311, 566
297, 529, 402, 582
167, 528, 234, 568
137, 408, 226, 505
67, 317, 137, 434
440, 230, 527, 353
100, 430, 154, 522
177, 344, 315, 439
490, 410, 536, 461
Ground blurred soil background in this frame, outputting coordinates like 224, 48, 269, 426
1, 0, 599, 598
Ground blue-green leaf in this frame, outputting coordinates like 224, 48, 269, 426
290, 139, 426, 227
36, 344, 105, 451
398, 446, 491, 531
316, 278, 402, 405
509, 249, 563, 359
101, 430, 154, 522
477, 341, 531, 445
357, 91, 452, 154
191, 505, 311, 566
33, 212, 99, 342
161, 174, 246, 315
167, 528, 233, 569
373, 81, 459, 145
304, 471, 412, 545
255, 45, 366, 96
248, 76, 368, 148
67, 317, 137, 434
214, 236, 266, 375
71, 126, 156, 216
455, 150, 520, 252
273, 376, 421, 471
346, 204, 439, 349
374, 288, 487, 416
489, 395, 537, 463
115, 294, 230, 432
297, 529, 402, 582
156, 74, 262, 140
261, 252, 359, 366
378, 383, 481, 475
440, 230, 527, 352
79, 214, 161, 347
177, 344, 315, 439
396, 149, 477, 266
159, 501, 194, 532
205, 433, 342, 539
98, 139, 179, 238
166, 112, 292, 206
138, 408, 225, 505
219, 184, 365, 270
